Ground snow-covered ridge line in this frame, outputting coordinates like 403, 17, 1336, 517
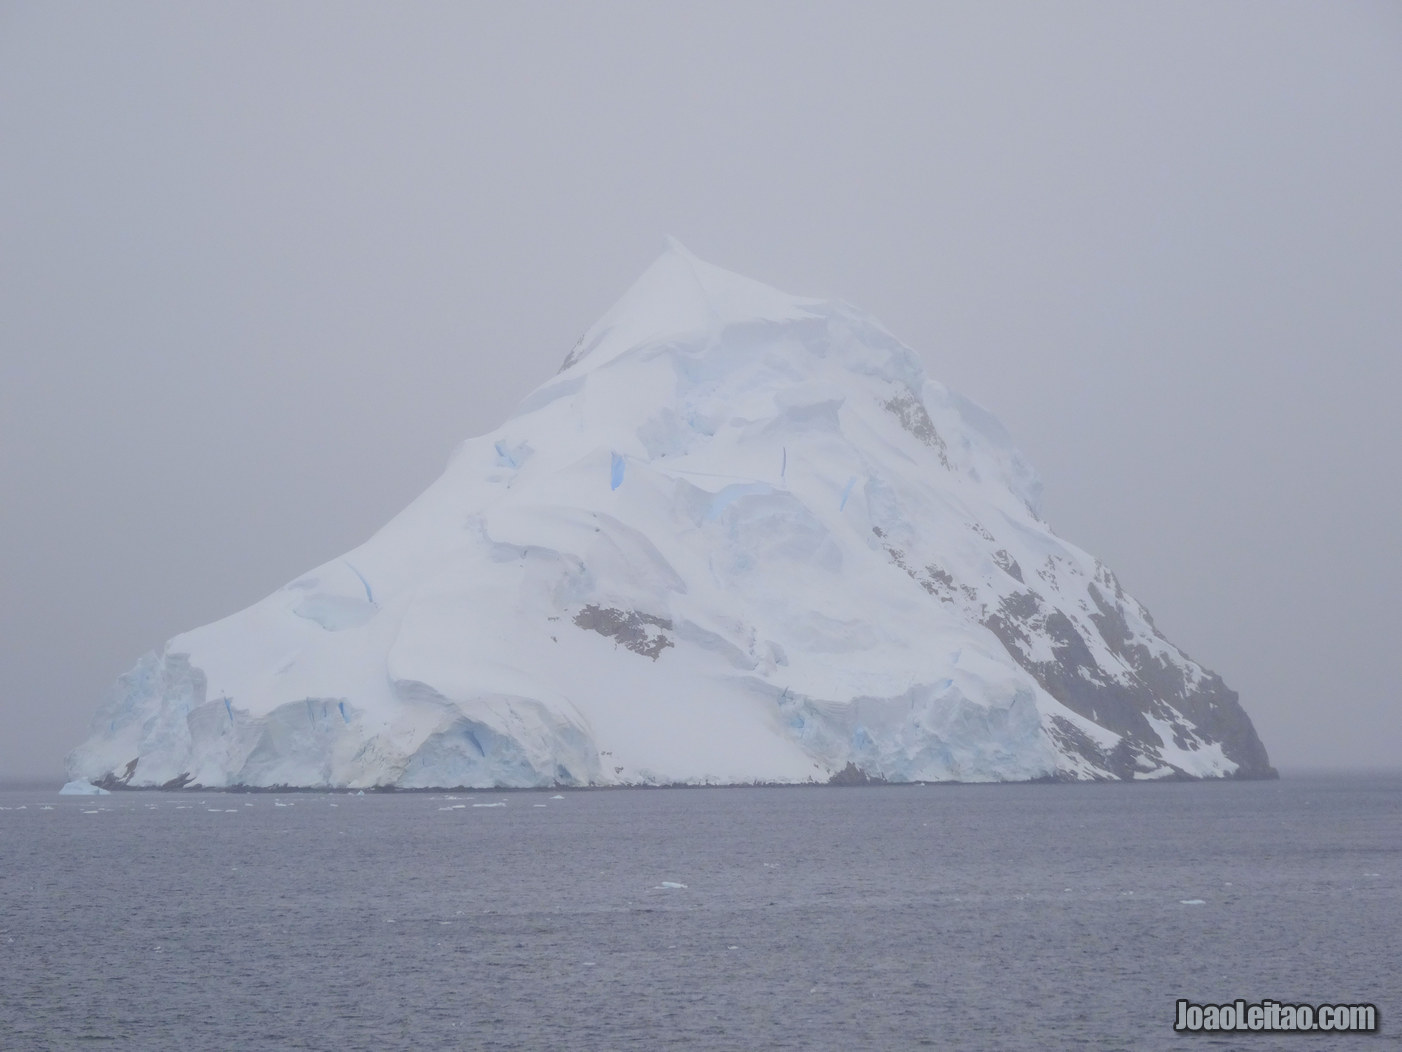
67, 242, 1275, 789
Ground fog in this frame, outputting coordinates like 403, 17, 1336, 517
2, 2, 1399, 781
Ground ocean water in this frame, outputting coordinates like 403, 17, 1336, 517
1, 775, 1398, 1051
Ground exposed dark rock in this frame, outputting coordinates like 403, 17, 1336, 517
874, 532, 1276, 780
573, 604, 675, 660
873, 528, 964, 606
882, 391, 951, 467
92, 757, 139, 790
1083, 584, 1275, 778
827, 761, 887, 786
991, 549, 1024, 583
984, 591, 1154, 741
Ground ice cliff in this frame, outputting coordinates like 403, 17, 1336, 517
68, 242, 1276, 788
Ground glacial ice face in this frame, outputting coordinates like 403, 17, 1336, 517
67, 241, 1274, 789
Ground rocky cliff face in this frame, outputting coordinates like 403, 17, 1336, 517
68, 243, 1275, 788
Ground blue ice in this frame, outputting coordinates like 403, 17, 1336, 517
343, 560, 375, 604
839, 476, 858, 511
610, 452, 625, 490
704, 482, 773, 522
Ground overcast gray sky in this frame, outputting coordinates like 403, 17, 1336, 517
2, 2, 1399, 782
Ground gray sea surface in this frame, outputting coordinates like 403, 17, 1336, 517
1, 775, 1398, 1051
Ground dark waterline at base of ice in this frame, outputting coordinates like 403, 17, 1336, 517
3, 775, 1398, 1051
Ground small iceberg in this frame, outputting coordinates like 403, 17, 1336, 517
1179, 899, 1207, 906
472, 801, 507, 808
59, 780, 110, 796
654, 881, 688, 890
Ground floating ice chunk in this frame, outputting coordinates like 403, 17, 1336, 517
59, 780, 109, 796
655, 881, 688, 889
550, 795, 565, 800
472, 801, 507, 808
533, 803, 548, 807
1179, 899, 1207, 905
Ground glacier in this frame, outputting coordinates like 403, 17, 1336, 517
67, 241, 1275, 789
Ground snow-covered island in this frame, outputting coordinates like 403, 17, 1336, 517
68, 243, 1275, 789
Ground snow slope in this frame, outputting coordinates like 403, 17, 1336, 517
67, 243, 1275, 788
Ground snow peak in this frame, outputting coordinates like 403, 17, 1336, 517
1174, 998, 1378, 1033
